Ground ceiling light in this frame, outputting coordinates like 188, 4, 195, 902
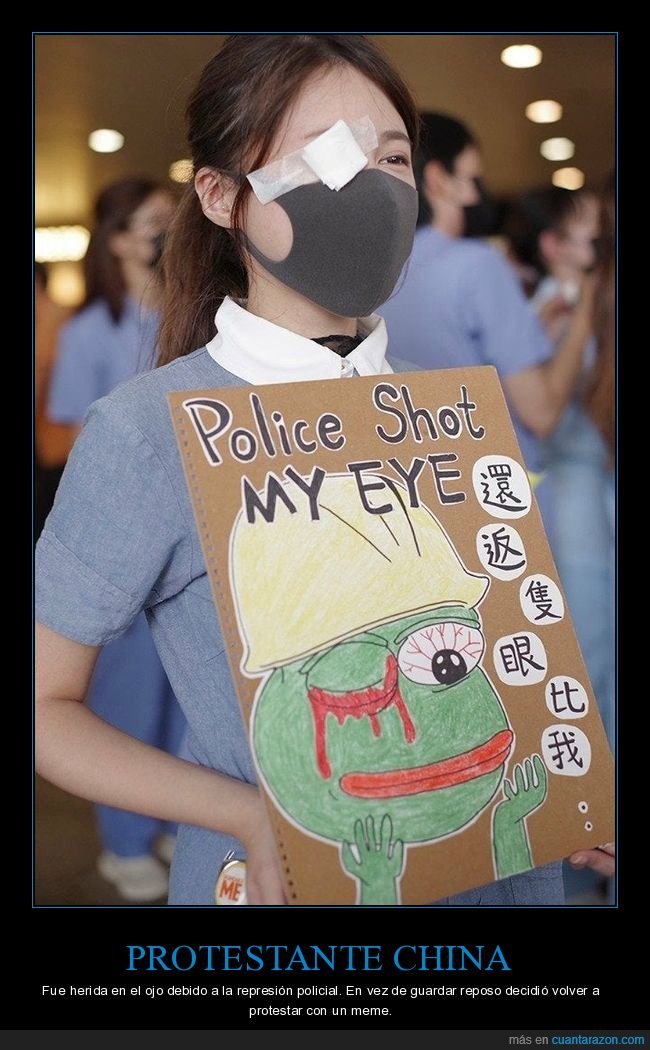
541, 137, 575, 162
501, 45, 542, 69
169, 159, 194, 183
88, 129, 124, 153
526, 100, 562, 123
552, 167, 585, 190
35, 226, 90, 262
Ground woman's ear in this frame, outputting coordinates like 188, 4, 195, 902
108, 231, 130, 260
539, 228, 562, 268
195, 167, 239, 229
423, 159, 446, 200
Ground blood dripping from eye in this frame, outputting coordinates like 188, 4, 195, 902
307, 654, 416, 779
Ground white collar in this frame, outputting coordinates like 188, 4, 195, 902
205, 296, 393, 384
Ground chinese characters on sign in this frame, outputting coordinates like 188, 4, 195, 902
472, 455, 531, 518
473, 455, 590, 778
520, 575, 565, 624
542, 726, 592, 777
476, 523, 527, 580
545, 676, 589, 719
493, 631, 547, 686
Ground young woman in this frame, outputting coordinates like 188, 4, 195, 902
36, 33, 573, 906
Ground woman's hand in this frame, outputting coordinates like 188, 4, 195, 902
568, 841, 615, 878
242, 794, 288, 905
538, 294, 572, 341
36, 622, 288, 906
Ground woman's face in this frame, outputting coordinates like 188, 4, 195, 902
115, 190, 177, 268
559, 195, 600, 274
541, 193, 600, 279
447, 145, 483, 208
242, 64, 416, 263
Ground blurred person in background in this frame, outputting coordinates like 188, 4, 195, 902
378, 112, 595, 537
45, 178, 186, 902
583, 175, 615, 467
34, 262, 71, 538
506, 182, 614, 753
507, 186, 600, 339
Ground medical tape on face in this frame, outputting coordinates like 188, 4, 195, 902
246, 116, 378, 205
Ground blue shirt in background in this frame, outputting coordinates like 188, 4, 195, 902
379, 227, 553, 471
48, 296, 160, 422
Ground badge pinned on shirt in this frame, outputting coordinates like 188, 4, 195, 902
215, 850, 247, 905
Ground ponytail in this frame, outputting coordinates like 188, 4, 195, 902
157, 186, 246, 366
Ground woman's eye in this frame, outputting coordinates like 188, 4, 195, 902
380, 154, 410, 167
397, 622, 485, 686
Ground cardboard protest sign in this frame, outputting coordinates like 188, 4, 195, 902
169, 367, 614, 905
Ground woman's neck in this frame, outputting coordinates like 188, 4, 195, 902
431, 206, 464, 239
245, 266, 357, 339
121, 260, 161, 312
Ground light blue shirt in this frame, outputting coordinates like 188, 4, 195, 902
48, 297, 160, 423
379, 227, 553, 471
36, 300, 563, 906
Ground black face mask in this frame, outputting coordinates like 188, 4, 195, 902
244, 168, 419, 317
463, 177, 498, 238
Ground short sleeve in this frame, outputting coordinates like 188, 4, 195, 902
36, 398, 193, 645
462, 248, 553, 378
48, 318, 105, 423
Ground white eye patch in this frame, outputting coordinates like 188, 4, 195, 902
246, 116, 378, 205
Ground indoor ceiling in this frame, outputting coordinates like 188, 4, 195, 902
35, 33, 615, 226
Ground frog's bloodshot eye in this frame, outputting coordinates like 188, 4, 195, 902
398, 622, 485, 686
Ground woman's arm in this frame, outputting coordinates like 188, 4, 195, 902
504, 275, 596, 440
35, 621, 286, 904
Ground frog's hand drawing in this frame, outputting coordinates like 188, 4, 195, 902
492, 754, 548, 879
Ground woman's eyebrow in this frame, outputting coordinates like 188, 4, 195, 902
377, 129, 411, 146
300, 126, 411, 146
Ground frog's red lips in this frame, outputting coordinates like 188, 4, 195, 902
340, 729, 514, 799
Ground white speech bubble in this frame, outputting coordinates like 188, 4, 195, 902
542, 724, 591, 777
493, 631, 547, 685
519, 574, 565, 625
545, 676, 589, 720
476, 523, 527, 581
472, 455, 531, 519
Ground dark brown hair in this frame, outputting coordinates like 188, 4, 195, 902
158, 34, 419, 365
504, 186, 582, 275
583, 171, 615, 458
83, 177, 162, 323
414, 112, 478, 227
